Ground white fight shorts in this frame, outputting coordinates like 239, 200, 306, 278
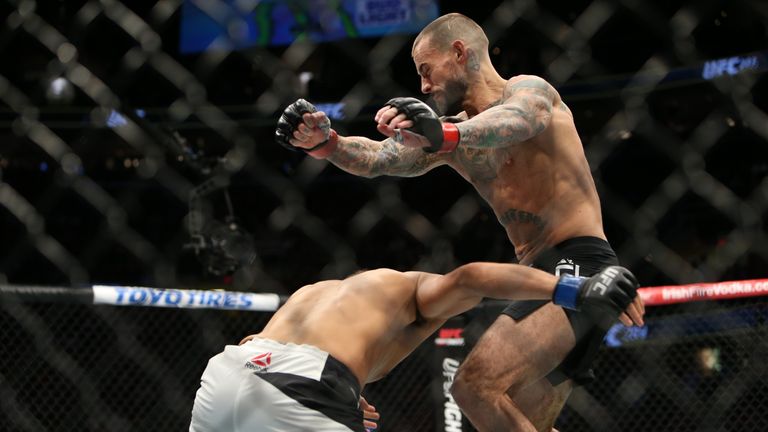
190, 337, 364, 431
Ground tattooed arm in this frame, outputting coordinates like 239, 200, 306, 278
278, 102, 449, 178
456, 76, 556, 149
327, 135, 447, 178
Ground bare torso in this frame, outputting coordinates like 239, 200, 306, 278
448, 76, 605, 264
256, 269, 445, 388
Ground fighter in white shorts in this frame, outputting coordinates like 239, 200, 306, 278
190, 263, 643, 431
191, 339, 365, 431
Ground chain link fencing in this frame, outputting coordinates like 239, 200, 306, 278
1, 0, 767, 430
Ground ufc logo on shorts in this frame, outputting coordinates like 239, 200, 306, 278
439, 328, 463, 339
592, 267, 619, 296
555, 259, 580, 277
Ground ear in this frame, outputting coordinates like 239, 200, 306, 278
451, 40, 467, 64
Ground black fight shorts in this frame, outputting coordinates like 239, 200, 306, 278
501, 236, 619, 386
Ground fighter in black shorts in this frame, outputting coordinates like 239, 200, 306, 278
276, 12, 646, 432
503, 236, 619, 386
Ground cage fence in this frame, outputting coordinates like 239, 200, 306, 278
1, 0, 767, 431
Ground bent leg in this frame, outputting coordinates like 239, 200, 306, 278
510, 375, 573, 431
451, 303, 576, 431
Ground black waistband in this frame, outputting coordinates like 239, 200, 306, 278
531, 236, 615, 271
550, 236, 611, 250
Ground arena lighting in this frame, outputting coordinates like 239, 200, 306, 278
45, 76, 75, 104
298, 71, 313, 98
105, 108, 146, 128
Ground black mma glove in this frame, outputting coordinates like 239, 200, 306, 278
275, 99, 338, 159
385, 97, 460, 153
553, 266, 638, 327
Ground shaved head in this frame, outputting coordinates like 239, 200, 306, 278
412, 13, 489, 56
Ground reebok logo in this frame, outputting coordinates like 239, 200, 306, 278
592, 267, 619, 296
245, 352, 272, 371
251, 352, 272, 367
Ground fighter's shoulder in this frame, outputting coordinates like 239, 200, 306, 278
286, 280, 338, 303
506, 74, 552, 87
355, 269, 423, 303
356, 268, 404, 278
503, 75, 557, 98
353, 268, 417, 288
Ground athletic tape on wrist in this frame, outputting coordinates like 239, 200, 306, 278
306, 129, 338, 159
438, 122, 460, 153
554, 275, 584, 310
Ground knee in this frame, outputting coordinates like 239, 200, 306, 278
450, 369, 474, 413
451, 362, 487, 409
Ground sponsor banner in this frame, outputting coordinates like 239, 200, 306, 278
92, 285, 280, 311
438, 357, 465, 432
434, 327, 465, 347
430, 315, 476, 431
702, 54, 761, 79
605, 304, 768, 347
179, 0, 439, 52
639, 279, 768, 306
429, 304, 504, 431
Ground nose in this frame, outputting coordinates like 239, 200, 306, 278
420, 77, 432, 94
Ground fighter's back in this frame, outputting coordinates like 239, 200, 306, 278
257, 268, 444, 386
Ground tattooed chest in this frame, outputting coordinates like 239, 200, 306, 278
454, 147, 509, 182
